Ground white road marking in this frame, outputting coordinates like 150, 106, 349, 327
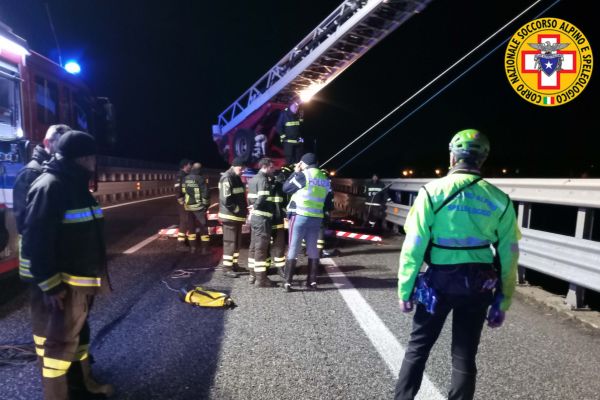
322, 258, 444, 400
123, 225, 176, 254
101, 194, 174, 210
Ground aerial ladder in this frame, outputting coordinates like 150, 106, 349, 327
212, 0, 432, 166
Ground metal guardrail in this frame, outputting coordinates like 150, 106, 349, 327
332, 177, 600, 308
94, 157, 223, 205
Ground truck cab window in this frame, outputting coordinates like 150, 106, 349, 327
35, 76, 59, 124
0, 72, 22, 139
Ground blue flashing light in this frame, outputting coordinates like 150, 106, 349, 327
64, 61, 81, 74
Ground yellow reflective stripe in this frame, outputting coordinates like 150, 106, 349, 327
223, 261, 233, 266
268, 196, 284, 202
247, 193, 258, 199
43, 367, 67, 378
232, 187, 245, 194
257, 190, 270, 196
61, 273, 101, 287
254, 261, 268, 267
39, 274, 62, 292
222, 255, 234, 260
285, 121, 300, 126
187, 234, 197, 240
201, 235, 210, 242
274, 257, 286, 262
252, 210, 273, 217
284, 139, 299, 144
44, 357, 71, 370
272, 224, 285, 229
254, 266, 267, 272
33, 335, 46, 345
35, 347, 45, 356
218, 213, 247, 222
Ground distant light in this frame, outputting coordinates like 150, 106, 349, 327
329, 171, 336, 177
298, 82, 326, 103
402, 170, 408, 177
0, 35, 30, 57
435, 169, 441, 176
65, 61, 81, 74
502, 168, 508, 174
408, 170, 414, 176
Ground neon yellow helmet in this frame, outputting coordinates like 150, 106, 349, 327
449, 129, 490, 163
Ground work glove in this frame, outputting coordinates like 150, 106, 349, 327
177, 197, 184, 205
399, 300, 414, 313
487, 305, 505, 328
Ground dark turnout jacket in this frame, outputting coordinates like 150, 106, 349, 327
21, 157, 109, 295
13, 145, 51, 234
183, 168, 209, 211
247, 171, 273, 218
218, 168, 247, 223
276, 108, 302, 143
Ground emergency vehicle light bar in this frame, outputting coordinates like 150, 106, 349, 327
214, 0, 432, 137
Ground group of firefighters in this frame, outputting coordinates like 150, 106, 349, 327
11, 120, 520, 400
174, 152, 334, 291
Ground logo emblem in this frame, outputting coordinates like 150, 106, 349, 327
505, 18, 593, 106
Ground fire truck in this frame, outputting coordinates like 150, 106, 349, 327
212, 0, 432, 168
0, 22, 113, 278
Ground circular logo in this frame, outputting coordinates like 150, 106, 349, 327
504, 18, 593, 106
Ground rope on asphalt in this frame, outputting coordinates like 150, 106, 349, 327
0, 344, 37, 366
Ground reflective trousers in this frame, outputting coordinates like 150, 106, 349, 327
270, 226, 287, 269
30, 286, 93, 400
190, 211, 210, 243
177, 206, 195, 243
222, 221, 242, 268
248, 215, 271, 272
395, 291, 492, 400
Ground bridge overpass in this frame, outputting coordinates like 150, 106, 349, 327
1, 159, 600, 399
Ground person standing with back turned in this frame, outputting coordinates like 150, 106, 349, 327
395, 129, 520, 400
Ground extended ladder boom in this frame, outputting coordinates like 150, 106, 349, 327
213, 0, 432, 138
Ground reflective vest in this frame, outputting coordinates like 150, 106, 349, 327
295, 168, 330, 218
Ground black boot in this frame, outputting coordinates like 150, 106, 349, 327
256, 271, 277, 288
283, 259, 296, 292
223, 265, 238, 278
307, 258, 319, 290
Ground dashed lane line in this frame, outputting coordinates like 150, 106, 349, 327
322, 257, 444, 400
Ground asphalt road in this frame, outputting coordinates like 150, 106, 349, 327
1, 196, 600, 400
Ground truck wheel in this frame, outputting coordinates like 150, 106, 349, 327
233, 129, 254, 162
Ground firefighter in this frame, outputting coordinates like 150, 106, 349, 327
270, 166, 288, 278
395, 129, 520, 400
282, 153, 333, 291
175, 159, 193, 251
13, 124, 71, 236
363, 173, 388, 230
21, 131, 113, 399
218, 157, 248, 278
183, 162, 210, 254
276, 97, 304, 164
247, 158, 277, 287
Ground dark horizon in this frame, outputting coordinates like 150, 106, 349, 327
1, 0, 597, 178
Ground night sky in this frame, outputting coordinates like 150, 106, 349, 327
1, 0, 597, 178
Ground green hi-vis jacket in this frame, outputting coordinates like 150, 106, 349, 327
397, 171, 520, 311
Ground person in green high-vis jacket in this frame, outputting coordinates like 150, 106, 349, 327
395, 129, 520, 400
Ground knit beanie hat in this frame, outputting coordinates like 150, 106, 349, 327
57, 131, 96, 159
